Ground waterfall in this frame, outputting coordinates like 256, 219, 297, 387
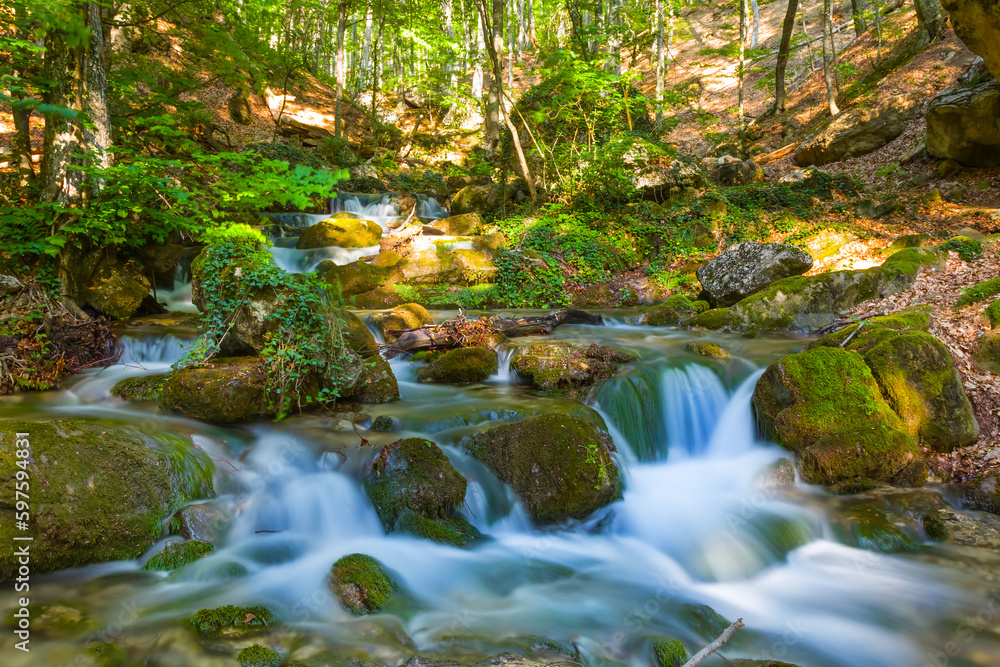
417, 195, 450, 220
117, 334, 197, 367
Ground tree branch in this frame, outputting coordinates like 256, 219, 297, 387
681, 618, 745, 667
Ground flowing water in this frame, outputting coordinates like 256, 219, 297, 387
4, 315, 1000, 667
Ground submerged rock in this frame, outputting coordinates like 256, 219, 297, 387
753, 347, 920, 486
189, 604, 274, 638
466, 414, 621, 524
418, 347, 498, 383
511, 342, 637, 396
0, 420, 214, 576
110, 373, 169, 401
160, 357, 269, 423
172, 500, 233, 544
696, 241, 814, 307
830, 503, 919, 553
329, 553, 398, 615
353, 355, 400, 403
297, 218, 382, 249
238, 644, 281, 667
641, 295, 707, 326
143, 540, 214, 571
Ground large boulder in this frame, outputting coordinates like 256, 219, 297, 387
397, 247, 497, 285
926, 75, 1000, 167
370, 303, 433, 341
466, 414, 621, 523
352, 355, 400, 403
451, 184, 515, 214
943, 0, 1000, 81
297, 218, 383, 249
795, 93, 924, 166
628, 154, 707, 202
86, 259, 152, 320
696, 242, 814, 307
364, 438, 480, 546
707, 160, 764, 186
329, 553, 398, 615
418, 347, 498, 383
0, 420, 214, 576
753, 347, 921, 487
511, 342, 637, 396
325, 256, 400, 297
427, 212, 484, 236
812, 312, 979, 452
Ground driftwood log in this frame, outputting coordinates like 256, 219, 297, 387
384, 308, 603, 356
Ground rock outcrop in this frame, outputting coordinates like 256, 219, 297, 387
926, 75, 1000, 167
696, 241, 814, 307
943, 0, 1000, 81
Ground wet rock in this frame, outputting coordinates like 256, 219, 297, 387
298, 218, 383, 249
338, 308, 381, 357
418, 347, 498, 383
960, 474, 1000, 515
110, 373, 169, 401
753, 347, 920, 486
352, 355, 400, 403
86, 259, 152, 320
756, 458, 796, 487
371, 303, 433, 341
795, 93, 924, 166
466, 414, 621, 524
364, 438, 469, 540
696, 241, 813, 307
685, 341, 732, 358
511, 342, 637, 396
708, 160, 764, 186
0, 420, 214, 576
172, 500, 234, 543
831, 503, 919, 553
325, 257, 399, 298
143, 539, 214, 571
641, 295, 707, 326
427, 212, 485, 236
370, 415, 399, 432
651, 636, 686, 667
393, 510, 484, 547
160, 357, 269, 422
30, 603, 94, 638
238, 644, 280, 667
329, 553, 398, 615
189, 604, 274, 638
926, 75, 1000, 167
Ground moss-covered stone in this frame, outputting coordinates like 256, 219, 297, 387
956, 277, 1000, 308
651, 637, 687, 667
885, 233, 933, 253
752, 347, 919, 486
686, 307, 735, 330
511, 343, 637, 396
86, 259, 152, 320
428, 212, 485, 235
395, 247, 497, 286
370, 415, 399, 432
684, 342, 732, 358
110, 374, 170, 401
297, 218, 382, 249
189, 604, 274, 638
336, 308, 381, 357
371, 303, 433, 341
329, 553, 397, 615
831, 503, 919, 553
160, 357, 268, 423
642, 295, 697, 326
393, 510, 484, 547
466, 414, 621, 524
352, 355, 400, 403
0, 420, 214, 576
364, 438, 467, 530
15, 603, 94, 638
418, 347, 498, 383
143, 540, 214, 571
238, 644, 281, 667
325, 259, 399, 297
410, 350, 445, 363
810, 307, 932, 348
936, 236, 983, 262
986, 300, 1000, 329
974, 330, 1000, 373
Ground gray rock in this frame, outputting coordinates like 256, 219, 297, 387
696, 241, 814, 307
795, 93, 924, 166
708, 160, 764, 186
0, 274, 23, 296
173, 500, 234, 544
926, 75, 1000, 167
625, 145, 706, 200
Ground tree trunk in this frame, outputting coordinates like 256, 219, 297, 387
913, 0, 944, 44
750, 0, 760, 49
655, 0, 664, 122
473, 11, 485, 99
359, 7, 374, 91
483, 0, 503, 150
11, 3, 35, 187
850, 0, 867, 35
41, 2, 111, 207
738, 0, 747, 152
821, 0, 840, 115
441, 0, 458, 91
335, 0, 347, 137
606, 0, 621, 74
774, 0, 800, 112
507, 0, 515, 89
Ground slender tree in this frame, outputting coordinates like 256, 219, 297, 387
913, 0, 944, 44
750, 0, 760, 49
821, 0, 839, 115
774, 0, 800, 113
655, 0, 665, 122
850, 0, 867, 36
335, 0, 347, 137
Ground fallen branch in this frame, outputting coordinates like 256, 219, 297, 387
753, 142, 799, 165
681, 618, 745, 667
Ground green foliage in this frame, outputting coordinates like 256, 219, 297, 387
143, 540, 214, 571
936, 237, 982, 262
189, 605, 273, 637
330, 554, 398, 615
237, 644, 281, 667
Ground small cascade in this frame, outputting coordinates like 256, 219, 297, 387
117, 334, 197, 368
364, 318, 385, 345
662, 364, 730, 458
334, 193, 400, 226
260, 211, 333, 229
152, 249, 197, 312
594, 364, 666, 460
268, 240, 379, 273
416, 195, 450, 220
492, 345, 515, 382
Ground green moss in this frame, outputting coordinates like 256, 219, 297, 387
686, 307, 735, 330
352, 355, 400, 403
238, 644, 281, 667
974, 331, 1000, 374
11, 603, 94, 638
936, 236, 983, 262
364, 438, 467, 529
986, 301, 1000, 329
409, 350, 445, 363
510, 342, 637, 396
325, 260, 397, 298
832, 503, 919, 553
297, 218, 382, 249
160, 357, 269, 423
811, 307, 931, 348
189, 604, 273, 638
143, 540, 214, 571
329, 553, 397, 615
651, 636, 687, 667
370, 415, 398, 432
393, 510, 484, 547
691, 300, 710, 313
886, 233, 932, 253
678, 602, 731, 638
110, 374, 169, 401
371, 303, 433, 340
336, 309, 380, 357
0, 421, 214, 575
643, 295, 695, 326
466, 414, 620, 524
752, 347, 918, 485
957, 278, 1000, 308
684, 342, 732, 358
418, 347, 498, 383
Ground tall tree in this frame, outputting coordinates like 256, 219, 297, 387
750, 0, 760, 49
655, 0, 665, 122
335, 0, 347, 137
821, 0, 839, 115
913, 0, 944, 44
850, 0, 868, 36
483, 0, 503, 149
774, 0, 800, 113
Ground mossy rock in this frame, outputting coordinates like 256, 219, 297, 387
396, 247, 497, 286
510, 342, 637, 396
189, 604, 274, 638
974, 330, 1000, 373
684, 342, 732, 358
466, 414, 621, 524
393, 510, 484, 547
643, 295, 697, 326
885, 233, 933, 253
160, 357, 268, 423
13, 603, 94, 638
961, 474, 1000, 516
86, 259, 152, 320
686, 307, 736, 330
956, 277, 1000, 308
370, 415, 399, 432
238, 644, 281, 667
325, 260, 399, 297
428, 212, 485, 235
986, 300, 1000, 329
143, 539, 214, 571
650, 636, 686, 667
110, 374, 169, 401
418, 347, 498, 383
810, 307, 932, 348
831, 503, 919, 553
0, 420, 214, 576
352, 355, 400, 403
329, 553, 398, 615
336, 308, 381, 357
752, 347, 919, 486
371, 303, 433, 341
364, 438, 468, 530
297, 218, 382, 249
172, 501, 233, 543
936, 236, 983, 262
410, 350, 445, 363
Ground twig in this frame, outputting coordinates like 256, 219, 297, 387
193, 443, 241, 471
681, 618, 745, 667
